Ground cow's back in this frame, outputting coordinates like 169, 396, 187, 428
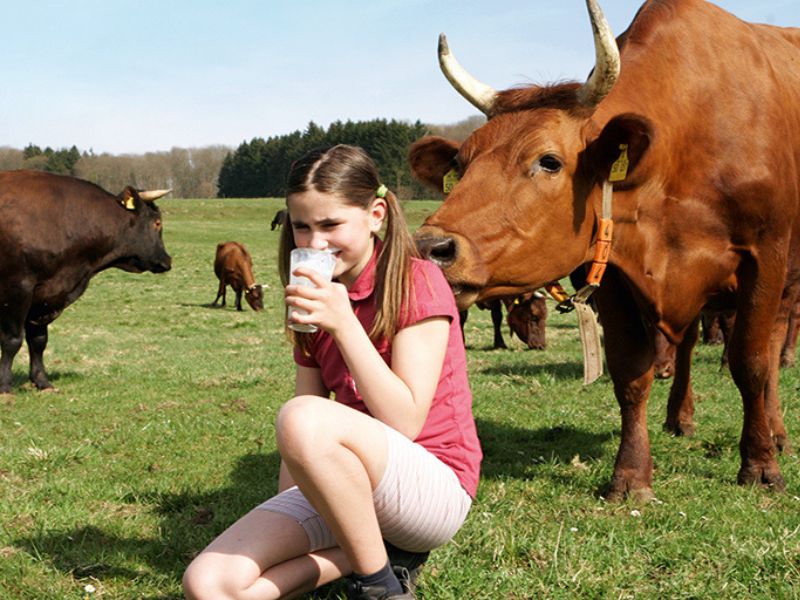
589, 0, 800, 325
0, 170, 116, 281
214, 241, 252, 280
607, 0, 800, 190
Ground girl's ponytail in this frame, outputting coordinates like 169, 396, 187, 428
371, 188, 419, 342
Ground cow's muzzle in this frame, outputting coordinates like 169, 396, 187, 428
415, 235, 457, 268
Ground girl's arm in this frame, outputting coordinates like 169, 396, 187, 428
334, 314, 450, 439
295, 364, 328, 397
286, 268, 450, 439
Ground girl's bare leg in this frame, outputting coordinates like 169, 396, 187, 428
277, 396, 391, 576
183, 509, 350, 600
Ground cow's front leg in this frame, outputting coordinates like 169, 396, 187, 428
663, 316, 700, 437
595, 275, 655, 501
728, 259, 785, 489
0, 323, 24, 394
25, 321, 53, 390
1, 299, 30, 394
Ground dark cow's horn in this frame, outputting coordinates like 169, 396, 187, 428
438, 33, 497, 116
576, 0, 620, 108
138, 189, 172, 202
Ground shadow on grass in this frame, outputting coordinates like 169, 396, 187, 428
12, 421, 609, 597
12, 452, 286, 598
475, 417, 612, 480
5, 368, 73, 393
479, 360, 584, 381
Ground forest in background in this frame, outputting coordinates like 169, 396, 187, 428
0, 115, 484, 199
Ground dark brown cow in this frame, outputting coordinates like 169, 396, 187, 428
461, 292, 548, 350
411, 0, 800, 499
212, 241, 263, 311
0, 170, 172, 393
271, 209, 287, 231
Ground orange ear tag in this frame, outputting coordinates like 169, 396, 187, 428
609, 144, 629, 182
443, 169, 459, 194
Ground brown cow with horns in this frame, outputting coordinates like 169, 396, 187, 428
411, 0, 800, 500
0, 170, 172, 394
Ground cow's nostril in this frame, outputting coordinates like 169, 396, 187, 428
422, 238, 456, 266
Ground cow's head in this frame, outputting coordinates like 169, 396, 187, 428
412, 0, 651, 311
245, 283, 264, 312
115, 187, 172, 274
507, 293, 548, 350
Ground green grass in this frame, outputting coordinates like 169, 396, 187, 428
1, 198, 799, 599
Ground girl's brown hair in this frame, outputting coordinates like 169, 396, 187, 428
279, 145, 419, 353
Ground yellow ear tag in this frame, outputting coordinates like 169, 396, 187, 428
609, 144, 629, 182
124, 196, 136, 210
443, 169, 459, 194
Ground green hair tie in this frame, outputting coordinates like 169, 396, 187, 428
376, 184, 388, 198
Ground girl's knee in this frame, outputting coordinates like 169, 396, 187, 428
276, 395, 333, 457
183, 555, 228, 600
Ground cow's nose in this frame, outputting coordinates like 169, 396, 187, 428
416, 236, 457, 267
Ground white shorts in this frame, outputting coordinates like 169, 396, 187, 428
257, 422, 472, 553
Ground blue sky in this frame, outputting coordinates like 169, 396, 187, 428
2, 0, 798, 154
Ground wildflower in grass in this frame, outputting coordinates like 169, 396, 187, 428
630, 509, 642, 517
570, 527, 578, 532
83, 583, 96, 598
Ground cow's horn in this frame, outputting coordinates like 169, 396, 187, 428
576, 0, 620, 108
138, 189, 172, 201
438, 33, 497, 116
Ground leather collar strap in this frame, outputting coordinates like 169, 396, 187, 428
555, 179, 614, 313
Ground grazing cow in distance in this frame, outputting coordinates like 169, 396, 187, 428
411, 0, 800, 499
213, 242, 263, 311
460, 292, 548, 350
505, 292, 548, 350
271, 209, 287, 231
0, 170, 172, 393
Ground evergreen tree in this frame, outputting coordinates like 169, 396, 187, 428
215, 119, 433, 199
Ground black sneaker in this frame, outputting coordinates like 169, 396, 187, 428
385, 542, 429, 594
345, 577, 416, 600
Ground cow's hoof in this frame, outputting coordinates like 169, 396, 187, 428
602, 477, 655, 503
737, 464, 786, 491
31, 379, 54, 391
663, 420, 695, 437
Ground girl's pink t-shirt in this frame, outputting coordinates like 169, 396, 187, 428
294, 244, 482, 497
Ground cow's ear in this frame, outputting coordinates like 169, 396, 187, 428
118, 187, 138, 211
408, 136, 460, 193
585, 114, 653, 187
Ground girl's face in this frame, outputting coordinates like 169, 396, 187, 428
287, 190, 386, 288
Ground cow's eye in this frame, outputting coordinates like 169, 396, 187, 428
533, 154, 562, 174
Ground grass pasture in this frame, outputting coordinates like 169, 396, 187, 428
1, 197, 800, 599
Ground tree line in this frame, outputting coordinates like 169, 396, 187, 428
0, 116, 484, 199
218, 119, 437, 199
